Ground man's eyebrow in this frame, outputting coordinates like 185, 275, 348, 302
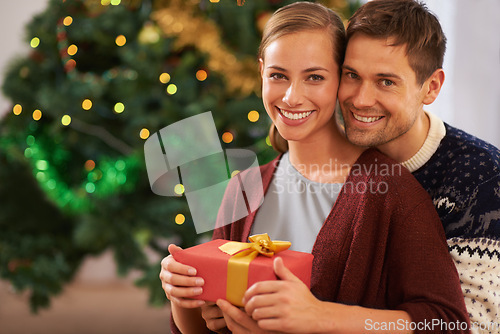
376, 72, 402, 81
342, 65, 402, 80
342, 65, 357, 73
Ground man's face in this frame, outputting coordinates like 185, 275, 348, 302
338, 34, 429, 154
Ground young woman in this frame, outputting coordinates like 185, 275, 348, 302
160, 2, 470, 333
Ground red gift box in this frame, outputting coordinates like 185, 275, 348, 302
173, 238, 313, 306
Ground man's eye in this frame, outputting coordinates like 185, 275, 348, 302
346, 72, 359, 80
270, 73, 286, 80
381, 79, 394, 87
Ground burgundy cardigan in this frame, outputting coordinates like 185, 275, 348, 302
171, 149, 470, 334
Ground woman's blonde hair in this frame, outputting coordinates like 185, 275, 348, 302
258, 1, 346, 153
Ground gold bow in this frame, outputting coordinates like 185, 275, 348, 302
218, 234, 291, 306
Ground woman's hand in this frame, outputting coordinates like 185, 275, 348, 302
217, 299, 279, 334
159, 244, 205, 308
201, 302, 227, 333
242, 257, 333, 333
219, 258, 413, 334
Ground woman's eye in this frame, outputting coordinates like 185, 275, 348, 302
381, 79, 394, 87
270, 73, 286, 80
308, 74, 324, 81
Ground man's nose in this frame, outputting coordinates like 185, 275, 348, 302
351, 82, 376, 108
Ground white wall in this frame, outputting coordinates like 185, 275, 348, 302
1, 0, 499, 147
424, 0, 500, 148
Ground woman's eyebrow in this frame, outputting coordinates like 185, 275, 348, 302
266, 65, 287, 72
303, 66, 328, 73
265, 65, 328, 72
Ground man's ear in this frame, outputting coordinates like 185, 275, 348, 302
422, 68, 445, 105
259, 58, 264, 78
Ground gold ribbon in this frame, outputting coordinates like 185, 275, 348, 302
218, 234, 291, 306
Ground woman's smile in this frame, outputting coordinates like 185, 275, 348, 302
276, 106, 315, 125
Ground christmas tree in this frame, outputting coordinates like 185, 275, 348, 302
0, 0, 359, 312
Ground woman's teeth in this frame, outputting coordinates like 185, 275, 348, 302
353, 113, 383, 123
280, 108, 312, 120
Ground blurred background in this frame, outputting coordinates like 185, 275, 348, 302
0, 0, 498, 333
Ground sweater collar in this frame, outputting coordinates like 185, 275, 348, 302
401, 111, 446, 172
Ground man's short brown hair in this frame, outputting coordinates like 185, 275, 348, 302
347, 0, 446, 85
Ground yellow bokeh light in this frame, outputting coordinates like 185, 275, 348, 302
265, 136, 272, 146
82, 99, 93, 110
166, 84, 177, 95
139, 128, 150, 140
210, 0, 220, 2
111, 0, 121, 5
67, 44, 78, 56
159, 72, 170, 84
172, 22, 183, 33
114, 102, 125, 113
222, 132, 233, 144
174, 184, 185, 195
13, 104, 22, 115
101, 0, 111, 5
63, 16, 73, 26
231, 170, 240, 178
115, 35, 127, 47
30, 37, 40, 48
175, 214, 186, 225
248, 110, 259, 122
61, 115, 72, 126
196, 70, 208, 81
33, 109, 42, 121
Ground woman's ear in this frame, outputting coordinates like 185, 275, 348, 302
259, 58, 264, 78
422, 68, 445, 105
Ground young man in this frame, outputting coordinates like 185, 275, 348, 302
338, 0, 500, 330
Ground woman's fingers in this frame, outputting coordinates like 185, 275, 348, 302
202, 302, 227, 332
159, 244, 205, 308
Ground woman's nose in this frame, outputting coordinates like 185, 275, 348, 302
282, 82, 304, 107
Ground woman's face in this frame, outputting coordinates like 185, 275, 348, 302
260, 29, 340, 145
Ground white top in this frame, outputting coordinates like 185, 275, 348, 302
251, 152, 342, 253
401, 111, 446, 172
